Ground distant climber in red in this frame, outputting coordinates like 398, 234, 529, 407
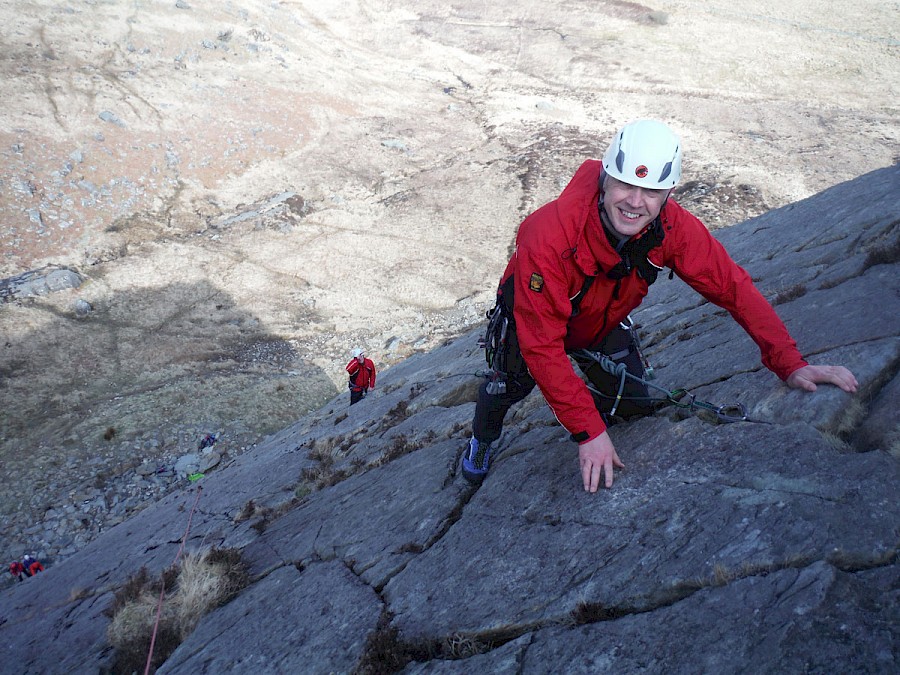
9, 560, 26, 581
26, 556, 44, 576
346, 348, 376, 405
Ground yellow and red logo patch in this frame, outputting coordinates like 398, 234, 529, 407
529, 272, 544, 293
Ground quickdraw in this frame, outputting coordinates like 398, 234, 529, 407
619, 314, 654, 380
572, 348, 771, 425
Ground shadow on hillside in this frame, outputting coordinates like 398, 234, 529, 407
0, 275, 338, 547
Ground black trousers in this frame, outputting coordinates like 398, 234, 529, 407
472, 325, 652, 445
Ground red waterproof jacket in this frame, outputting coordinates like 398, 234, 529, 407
504, 160, 807, 444
346, 358, 376, 391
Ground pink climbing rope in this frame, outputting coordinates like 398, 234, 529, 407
143, 485, 203, 675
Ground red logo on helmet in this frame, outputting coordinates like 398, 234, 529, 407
635, 165, 649, 178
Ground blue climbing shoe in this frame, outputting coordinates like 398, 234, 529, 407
461, 437, 492, 483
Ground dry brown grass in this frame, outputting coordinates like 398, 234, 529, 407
828, 399, 866, 438
862, 237, 900, 270
354, 610, 442, 674
821, 432, 852, 453
234, 499, 257, 523
68, 586, 90, 602
106, 548, 249, 674
570, 599, 630, 625
771, 283, 807, 306
444, 632, 483, 659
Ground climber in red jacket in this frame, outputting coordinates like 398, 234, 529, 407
346, 348, 376, 405
26, 556, 44, 576
462, 119, 858, 492
9, 560, 26, 581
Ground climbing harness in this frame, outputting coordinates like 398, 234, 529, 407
572, 348, 770, 425
481, 300, 510, 395
480, 271, 606, 396
478, 278, 764, 424
480, 274, 523, 396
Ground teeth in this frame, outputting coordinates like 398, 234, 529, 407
620, 209, 640, 219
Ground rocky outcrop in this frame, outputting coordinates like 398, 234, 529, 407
1, 166, 897, 673
0, 265, 83, 302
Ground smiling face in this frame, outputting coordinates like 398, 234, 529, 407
602, 175, 671, 237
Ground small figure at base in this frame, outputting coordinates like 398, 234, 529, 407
21, 554, 44, 577
9, 560, 26, 582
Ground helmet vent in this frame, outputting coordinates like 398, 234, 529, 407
658, 162, 672, 183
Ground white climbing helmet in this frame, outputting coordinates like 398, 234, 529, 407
352, 348, 364, 358
602, 119, 682, 189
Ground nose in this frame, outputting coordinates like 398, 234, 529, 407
622, 183, 648, 207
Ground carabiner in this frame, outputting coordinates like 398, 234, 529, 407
715, 402, 749, 423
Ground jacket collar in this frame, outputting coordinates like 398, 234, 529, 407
560, 161, 664, 278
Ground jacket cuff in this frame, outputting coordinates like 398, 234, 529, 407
778, 358, 809, 381
569, 416, 608, 444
